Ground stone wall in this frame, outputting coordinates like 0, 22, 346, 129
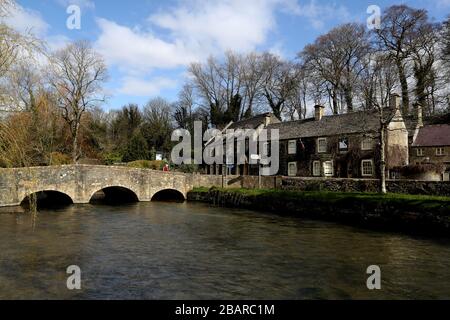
188, 188, 450, 235
281, 177, 450, 197
0, 165, 192, 207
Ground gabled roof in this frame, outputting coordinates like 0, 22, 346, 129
228, 113, 280, 130
412, 124, 450, 147
267, 109, 396, 140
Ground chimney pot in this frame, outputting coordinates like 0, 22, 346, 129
415, 103, 424, 128
314, 105, 325, 121
389, 93, 401, 110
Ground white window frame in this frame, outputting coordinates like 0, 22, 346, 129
436, 148, 445, 156
361, 159, 374, 177
262, 142, 269, 156
416, 148, 424, 157
288, 140, 297, 155
323, 161, 334, 177
318, 138, 327, 153
361, 138, 374, 151
338, 138, 349, 152
313, 161, 321, 177
288, 162, 297, 177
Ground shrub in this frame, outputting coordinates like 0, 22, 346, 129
102, 151, 123, 165
174, 164, 200, 173
127, 160, 165, 170
122, 132, 149, 163
397, 163, 445, 177
49, 152, 72, 165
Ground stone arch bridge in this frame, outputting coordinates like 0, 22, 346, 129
0, 165, 225, 207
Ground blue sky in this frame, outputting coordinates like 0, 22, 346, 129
9, 0, 450, 111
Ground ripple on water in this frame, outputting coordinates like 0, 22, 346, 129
0, 202, 449, 299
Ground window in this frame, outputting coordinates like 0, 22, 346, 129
323, 161, 334, 177
288, 162, 297, 177
318, 138, 327, 153
288, 140, 297, 155
436, 148, 445, 156
313, 161, 321, 177
416, 148, 424, 157
361, 138, 374, 151
361, 160, 374, 177
262, 142, 269, 156
339, 138, 349, 152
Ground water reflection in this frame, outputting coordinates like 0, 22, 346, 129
0, 202, 449, 300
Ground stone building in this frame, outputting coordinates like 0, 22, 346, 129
410, 124, 450, 181
205, 113, 281, 176
205, 95, 410, 179
267, 100, 409, 178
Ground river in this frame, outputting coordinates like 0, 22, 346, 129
0, 202, 449, 300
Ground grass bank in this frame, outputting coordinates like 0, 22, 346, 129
188, 187, 450, 236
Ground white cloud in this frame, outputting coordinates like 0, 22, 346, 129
46, 35, 71, 52
293, 0, 351, 30
95, 18, 196, 72
93, 0, 351, 98
118, 76, 177, 96
95, 0, 309, 97
148, 0, 280, 55
56, 0, 95, 9
436, 0, 450, 7
2, 3, 49, 36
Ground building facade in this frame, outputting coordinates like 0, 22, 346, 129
411, 124, 450, 181
268, 102, 409, 179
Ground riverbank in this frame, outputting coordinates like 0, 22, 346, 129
187, 188, 450, 236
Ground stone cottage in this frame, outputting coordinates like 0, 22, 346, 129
410, 124, 450, 181
267, 98, 410, 178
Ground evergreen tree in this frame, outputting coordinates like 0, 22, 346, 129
122, 131, 149, 162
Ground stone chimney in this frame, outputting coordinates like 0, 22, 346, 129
389, 93, 401, 110
415, 103, 424, 128
314, 105, 325, 121
264, 113, 271, 127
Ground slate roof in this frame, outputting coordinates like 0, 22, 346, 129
228, 113, 280, 130
266, 109, 395, 140
412, 124, 450, 147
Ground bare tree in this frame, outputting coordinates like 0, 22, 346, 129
374, 5, 430, 115
6, 62, 42, 111
300, 23, 369, 114
142, 97, 174, 153
48, 40, 108, 163
241, 53, 265, 118
260, 53, 300, 120
411, 21, 439, 115
174, 83, 196, 131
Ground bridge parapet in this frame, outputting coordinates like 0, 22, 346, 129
0, 165, 195, 207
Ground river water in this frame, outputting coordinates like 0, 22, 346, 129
0, 202, 449, 300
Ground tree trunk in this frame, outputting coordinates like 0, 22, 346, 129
414, 64, 428, 109
332, 89, 339, 115
344, 86, 353, 113
379, 123, 387, 194
396, 60, 410, 115
72, 122, 80, 164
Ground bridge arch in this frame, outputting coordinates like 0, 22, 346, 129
21, 190, 74, 209
89, 185, 140, 204
151, 189, 186, 202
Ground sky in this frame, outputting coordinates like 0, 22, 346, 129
7, 0, 450, 111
